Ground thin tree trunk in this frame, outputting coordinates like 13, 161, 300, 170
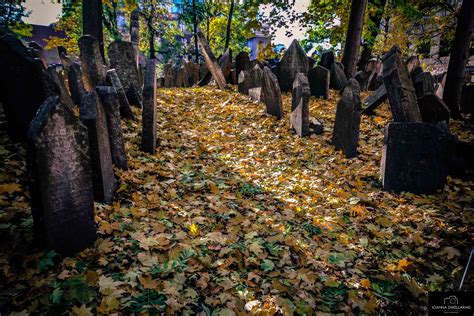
83, 0, 105, 60
357, 0, 386, 71
224, 0, 235, 51
148, 21, 155, 59
341, 0, 368, 78
192, 0, 199, 63
443, 0, 473, 119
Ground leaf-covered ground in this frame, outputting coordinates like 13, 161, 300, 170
1, 86, 473, 315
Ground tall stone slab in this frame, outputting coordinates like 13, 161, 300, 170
163, 61, 176, 88
141, 59, 158, 154
277, 39, 309, 92
308, 65, 330, 99
219, 48, 233, 83
382, 45, 422, 122
175, 60, 190, 88
318, 50, 335, 70
0, 34, 59, 141
108, 40, 142, 107
248, 65, 264, 102
187, 60, 200, 86
106, 69, 135, 120
28, 96, 96, 255
197, 31, 227, 90
96, 86, 128, 170
47, 66, 75, 110
262, 67, 283, 119
413, 71, 435, 98
130, 9, 140, 67
291, 73, 311, 136
236, 51, 251, 77
79, 92, 116, 203
417, 93, 451, 123
238, 70, 250, 95
332, 79, 362, 158
381, 122, 454, 194
78, 35, 107, 89
68, 62, 86, 106
330, 63, 348, 91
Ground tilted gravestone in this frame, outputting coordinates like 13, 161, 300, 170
108, 40, 142, 107
330, 62, 348, 91
277, 39, 309, 92
28, 96, 96, 255
291, 73, 311, 137
238, 70, 250, 95
197, 31, 227, 90
332, 79, 362, 158
354, 70, 369, 91
417, 93, 451, 123
96, 86, 128, 170
0, 33, 59, 141
79, 91, 116, 203
308, 65, 330, 99
141, 59, 158, 154
106, 69, 135, 120
413, 71, 435, 98
382, 45, 422, 122
248, 65, 264, 102
68, 62, 86, 106
405, 56, 421, 76
219, 48, 233, 83
40, 47, 62, 67
262, 67, 283, 119
236, 51, 250, 78
47, 66, 75, 110
318, 50, 335, 70
362, 84, 387, 115
78, 35, 107, 89
381, 122, 454, 194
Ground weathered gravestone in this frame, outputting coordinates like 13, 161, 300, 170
79, 91, 116, 203
28, 96, 96, 254
47, 66, 75, 110
417, 93, 451, 123
40, 47, 62, 67
248, 65, 264, 102
262, 67, 283, 119
68, 62, 86, 106
197, 31, 227, 90
236, 51, 251, 77
291, 73, 311, 136
381, 122, 454, 194
435, 72, 447, 99
78, 35, 107, 89
413, 72, 435, 98
405, 56, 421, 75
308, 65, 330, 99
219, 48, 233, 84
96, 86, 128, 170
382, 45, 422, 122
277, 39, 309, 92
318, 50, 335, 70
362, 84, 387, 115
130, 9, 140, 67
108, 40, 142, 107
187, 60, 200, 86
141, 59, 158, 154
106, 69, 135, 120
163, 62, 176, 88
238, 70, 250, 95
175, 60, 190, 88
0, 33, 59, 141
332, 79, 361, 158
354, 71, 369, 91
330, 62, 348, 91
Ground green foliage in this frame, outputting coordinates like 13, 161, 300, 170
0, 1, 32, 38
38, 250, 60, 272
50, 277, 95, 306
45, 2, 82, 55
124, 289, 166, 313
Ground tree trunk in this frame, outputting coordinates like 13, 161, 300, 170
224, 0, 235, 51
443, 0, 473, 119
193, 0, 199, 63
83, 0, 104, 60
148, 24, 155, 59
341, 0, 368, 78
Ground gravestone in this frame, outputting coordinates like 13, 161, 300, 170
330, 62, 348, 91
417, 93, 451, 123
197, 31, 227, 90
277, 39, 309, 92
187, 60, 200, 86
413, 71, 435, 98
68, 62, 86, 106
382, 45, 421, 122
238, 70, 250, 95
308, 65, 330, 99
79, 91, 116, 203
354, 71, 369, 91
78, 35, 107, 89
108, 40, 142, 107
291, 73, 311, 136
362, 84, 387, 115
219, 48, 233, 82
47, 66, 75, 110
40, 47, 62, 66
248, 65, 264, 102
106, 69, 135, 120
368, 72, 383, 91
307, 56, 316, 69
141, 59, 158, 154
309, 117, 324, 135
262, 67, 283, 119
332, 79, 361, 158
405, 56, 421, 75
435, 72, 447, 99
0, 33, 59, 141
28, 96, 96, 255
175, 60, 190, 87
96, 86, 128, 170
318, 50, 335, 70
460, 85, 473, 114
163, 62, 176, 88
381, 122, 454, 194
130, 9, 140, 67
236, 51, 250, 77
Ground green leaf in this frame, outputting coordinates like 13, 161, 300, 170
50, 287, 63, 304
39, 250, 59, 272
260, 259, 275, 272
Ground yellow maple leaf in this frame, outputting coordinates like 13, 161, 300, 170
0, 183, 21, 194
189, 223, 199, 236
71, 304, 93, 316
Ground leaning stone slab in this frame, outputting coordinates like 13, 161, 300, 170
318, 50, 335, 70
417, 93, 451, 123
27, 96, 96, 255
248, 65, 264, 102
96, 86, 128, 170
80, 91, 116, 203
47, 66, 75, 110
78, 35, 107, 89
308, 65, 330, 99
262, 67, 283, 119
332, 79, 362, 158
277, 39, 309, 92
68, 62, 87, 106
381, 122, 454, 194
291, 73, 311, 136
413, 71, 435, 98
238, 70, 250, 95
330, 62, 348, 91
141, 59, 158, 154
108, 40, 142, 107
362, 84, 387, 115
197, 31, 227, 90
382, 45, 422, 122
106, 69, 135, 120
40, 47, 62, 66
